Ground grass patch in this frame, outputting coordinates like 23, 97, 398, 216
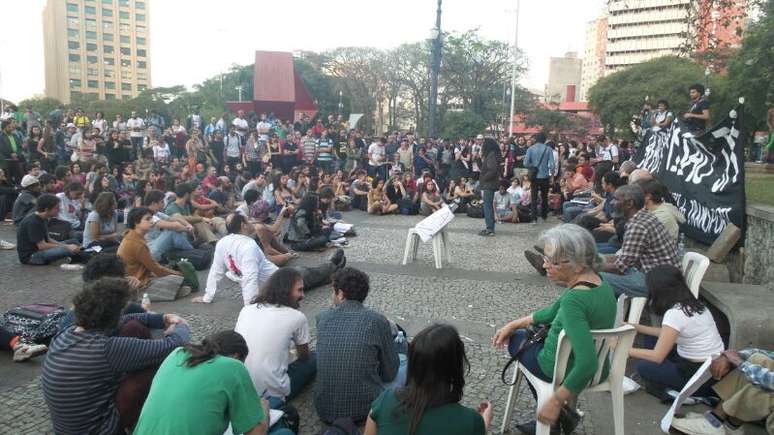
746, 173, 774, 206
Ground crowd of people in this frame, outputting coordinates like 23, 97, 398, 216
0, 84, 772, 435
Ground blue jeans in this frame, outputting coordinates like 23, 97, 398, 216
600, 267, 648, 297
635, 339, 717, 398
597, 242, 619, 254
288, 351, 317, 401
149, 230, 194, 261
562, 203, 587, 223
27, 243, 77, 265
508, 328, 552, 399
482, 189, 495, 232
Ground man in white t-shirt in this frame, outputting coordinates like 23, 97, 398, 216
367, 138, 388, 180
595, 135, 619, 165
55, 182, 85, 231
232, 110, 249, 144
126, 111, 145, 158
235, 267, 316, 405
256, 113, 272, 142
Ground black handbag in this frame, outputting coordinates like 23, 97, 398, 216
500, 324, 550, 385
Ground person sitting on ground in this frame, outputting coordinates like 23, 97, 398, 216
316, 267, 406, 425
598, 184, 678, 297
494, 180, 517, 223
51, 181, 86, 241
133, 330, 293, 435
350, 170, 370, 211
41, 277, 190, 435
494, 224, 616, 433
419, 179, 443, 216
629, 265, 724, 401
164, 183, 224, 245
368, 178, 398, 215
12, 174, 41, 224
671, 348, 774, 435
194, 213, 346, 305
286, 193, 339, 251
0, 324, 48, 362
82, 191, 121, 252
16, 193, 82, 265
143, 189, 195, 261
117, 207, 190, 302
238, 189, 273, 226
639, 179, 685, 242
237, 195, 296, 266
235, 268, 317, 409
365, 323, 492, 435
454, 176, 475, 206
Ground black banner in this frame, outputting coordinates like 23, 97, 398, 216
633, 105, 746, 245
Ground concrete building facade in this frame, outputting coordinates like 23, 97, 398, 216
580, 15, 607, 101
43, 0, 151, 104
545, 52, 582, 104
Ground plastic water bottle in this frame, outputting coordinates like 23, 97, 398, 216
677, 233, 686, 259
394, 331, 405, 344
141, 293, 151, 311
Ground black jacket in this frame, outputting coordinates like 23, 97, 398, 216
478, 152, 501, 191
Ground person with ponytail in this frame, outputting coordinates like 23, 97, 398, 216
134, 330, 293, 435
364, 323, 491, 435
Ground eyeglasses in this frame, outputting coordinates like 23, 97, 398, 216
543, 256, 571, 268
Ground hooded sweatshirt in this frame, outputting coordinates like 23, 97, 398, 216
650, 202, 685, 241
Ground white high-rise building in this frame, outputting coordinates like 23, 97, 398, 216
580, 15, 607, 101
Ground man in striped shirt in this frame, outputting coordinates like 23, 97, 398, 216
301, 129, 317, 165
316, 131, 335, 174
41, 277, 190, 434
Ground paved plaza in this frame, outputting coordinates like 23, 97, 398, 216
0, 212, 682, 434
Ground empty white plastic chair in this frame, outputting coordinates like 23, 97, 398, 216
681, 252, 710, 298
500, 325, 637, 435
402, 227, 449, 269
615, 294, 647, 326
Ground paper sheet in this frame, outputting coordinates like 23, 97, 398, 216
660, 357, 713, 433
413, 204, 454, 242
223, 409, 284, 435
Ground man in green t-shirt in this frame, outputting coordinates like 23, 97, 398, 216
164, 183, 225, 244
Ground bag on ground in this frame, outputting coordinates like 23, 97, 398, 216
0, 304, 66, 343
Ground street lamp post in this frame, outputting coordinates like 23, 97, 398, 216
235, 86, 243, 102
508, 0, 521, 138
428, 0, 443, 138
338, 90, 343, 113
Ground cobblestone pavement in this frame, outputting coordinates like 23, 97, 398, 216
0, 212, 674, 435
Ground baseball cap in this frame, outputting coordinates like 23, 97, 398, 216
476, 134, 484, 140
21, 175, 40, 188
66, 123, 76, 129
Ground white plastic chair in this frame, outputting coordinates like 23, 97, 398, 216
500, 325, 637, 435
681, 252, 710, 298
402, 228, 449, 269
615, 294, 647, 326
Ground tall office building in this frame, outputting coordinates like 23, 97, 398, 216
43, 0, 151, 104
580, 15, 607, 101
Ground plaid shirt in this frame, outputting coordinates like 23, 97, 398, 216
314, 301, 399, 423
615, 209, 678, 273
738, 348, 774, 391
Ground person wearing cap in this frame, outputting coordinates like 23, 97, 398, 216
12, 174, 42, 225
16, 193, 81, 265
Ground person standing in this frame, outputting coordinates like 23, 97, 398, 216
683, 84, 711, 134
478, 137, 502, 236
127, 111, 145, 160
524, 132, 555, 224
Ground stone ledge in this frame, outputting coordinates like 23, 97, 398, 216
746, 203, 774, 221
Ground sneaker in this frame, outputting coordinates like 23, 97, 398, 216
61, 263, 84, 271
515, 420, 561, 435
524, 250, 547, 276
330, 248, 346, 269
13, 343, 48, 362
0, 240, 15, 250
478, 230, 495, 237
50, 257, 72, 267
671, 415, 724, 435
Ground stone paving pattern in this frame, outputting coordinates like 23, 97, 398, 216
0, 211, 678, 434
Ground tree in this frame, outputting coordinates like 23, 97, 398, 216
588, 56, 732, 135
727, 0, 773, 133
526, 108, 577, 136
16, 97, 64, 120
440, 111, 487, 139
324, 47, 388, 133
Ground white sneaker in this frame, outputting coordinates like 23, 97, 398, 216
0, 240, 15, 250
671, 416, 724, 435
13, 343, 48, 362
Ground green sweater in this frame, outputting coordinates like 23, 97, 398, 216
532, 282, 617, 394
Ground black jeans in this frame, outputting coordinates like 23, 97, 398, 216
531, 177, 550, 220
296, 261, 338, 291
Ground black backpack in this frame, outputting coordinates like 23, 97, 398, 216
163, 246, 214, 270
319, 418, 362, 435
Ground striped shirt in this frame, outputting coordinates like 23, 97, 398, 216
41, 313, 190, 435
302, 136, 317, 162
316, 138, 334, 162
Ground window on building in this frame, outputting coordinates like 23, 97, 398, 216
68, 41, 80, 50
136, 13, 145, 22
136, 25, 146, 34
68, 54, 81, 62
138, 84, 147, 91
104, 70, 115, 79
136, 1, 145, 9
137, 49, 146, 57
66, 3, 79, 13
122, 69, 133, 79
120, 47, 131, 55
103, 20, 113, 31
105, 94, 116, 100
87, 42, 98, 51
69, 64, 81, 75
120, 35, 130, 44
119, 10, 129, 20
103, 33, 113, 42
136, 37, 146, 46
119, 23, 131, 34
102, 0, 113, 4
105, 81, 115, 89
102, 8, 113, 17
119, 0, 129, 6
85, 18, 97, 29
85, 6, 96, 14
137, 60, 146, 69
68, 29, 79, 38
121, 59, 131, 67
88, 67, 99, 77
137, 72, 147, 81
87, 80, 99, 88
104, 58, 115, 66
67, 17, 79, 28
121, 83, 132, 91
87, 55, 98, 64
103, 45, 113, 54
86, 31, 97, 40
69, 79, 82, 88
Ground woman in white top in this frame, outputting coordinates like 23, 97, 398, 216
153, 139, 171, 165
651, 99, 674, 130
629, 265, 724, 398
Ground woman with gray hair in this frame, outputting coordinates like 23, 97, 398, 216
492, 224, 617, 432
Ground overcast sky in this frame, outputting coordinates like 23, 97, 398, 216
0, 0, 604, 103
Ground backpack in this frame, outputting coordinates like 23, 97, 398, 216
0, 304, 66, 344
319, 418, 362, 435
466, 201, 484, 219
164, 246, 214, 271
